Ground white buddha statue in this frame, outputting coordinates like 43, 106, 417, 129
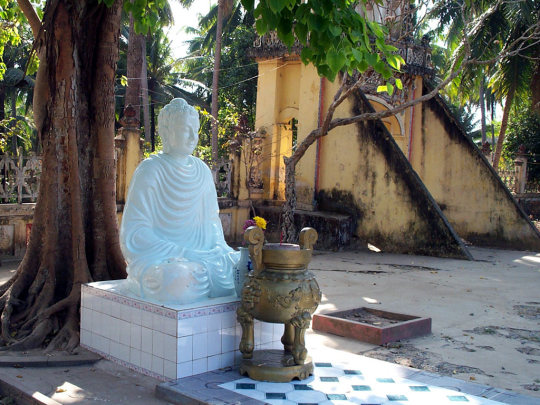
120, 98, 239, 304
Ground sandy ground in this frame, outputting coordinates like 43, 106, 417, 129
306, 246, 540, 397
0, 258, 18, 286
0, 246, 539, 401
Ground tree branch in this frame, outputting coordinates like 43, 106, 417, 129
16, 0, 41, 39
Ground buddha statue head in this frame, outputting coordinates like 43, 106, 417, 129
158, 98, 200, 156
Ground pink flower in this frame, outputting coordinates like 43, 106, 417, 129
243, 219, 256, 232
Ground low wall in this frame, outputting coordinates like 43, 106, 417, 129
0, 199, 248, 258
0, 204, 35, 257
255, 204, 356, 250
218, 199, 250, 245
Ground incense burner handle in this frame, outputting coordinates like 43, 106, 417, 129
244, 226, 265, 276
299, 228, 317, 250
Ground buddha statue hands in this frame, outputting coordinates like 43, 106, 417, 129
120, 98, 239, 304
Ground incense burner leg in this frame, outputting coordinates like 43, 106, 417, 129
291, 312, 311, 365
281, 322, 295, 353
237, 307, 254, 359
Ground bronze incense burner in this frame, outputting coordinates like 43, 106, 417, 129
237, 226, 321, 382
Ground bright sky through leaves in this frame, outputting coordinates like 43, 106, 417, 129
170, 0, 214, 58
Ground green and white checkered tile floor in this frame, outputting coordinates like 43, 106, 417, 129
219, 354, 504, 405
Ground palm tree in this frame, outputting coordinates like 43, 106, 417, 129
125, 13, 145, 123
490, 0, 539, 169
123, 0, 179, 142
185, 1, 256, 160
0, 26, 37, 153
211, 0, 236, 163
145, 27, 208, 150
428, 0, 539, 170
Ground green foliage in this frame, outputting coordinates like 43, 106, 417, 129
241, 0, 403, 84
427, 0, 539, 146
186, 1, 250, 55
116, 0, 170, 34
184, 6, 257, 114
116, 23, 200, 145
181, 7, 258, 161
143, 133, 162, 158
503, 108, 540, 182
488, 0, 538, 103
197, 98, 248, 161
0, 0, 36, 80
0, 115, 35, 153
1, 14, 38, 152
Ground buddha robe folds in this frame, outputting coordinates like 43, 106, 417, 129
120, 153, 238, 304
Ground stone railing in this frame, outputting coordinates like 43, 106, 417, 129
395, 40, 433, 77
499, 168, 518, 193
523, 179, 540, 194
0, 153, 42, 204
0, 153, 233, 205
500, 169, 540, 194
499, 150, 540, 195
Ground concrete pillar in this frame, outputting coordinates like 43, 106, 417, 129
295, 63, 321, 210
514, 145, 528, 194
254, 59, 280, 200
116, 104, 142, 204
115, 135, 126, 205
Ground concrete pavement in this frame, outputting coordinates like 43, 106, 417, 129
0, 246, 538, 404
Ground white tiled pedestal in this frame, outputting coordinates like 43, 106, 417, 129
80, 281, 284, 381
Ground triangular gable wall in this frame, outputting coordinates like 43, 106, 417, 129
413, 84, 540, 250
413, 85, 540, 251
316, 88, 472, 259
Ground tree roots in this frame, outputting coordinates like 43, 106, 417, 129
0, 263, 81, 351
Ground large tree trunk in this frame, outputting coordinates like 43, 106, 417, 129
0, 0, 126, 351
492, 82, 516, 171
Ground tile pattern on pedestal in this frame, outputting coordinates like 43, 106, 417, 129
219, 361, 506, 405
80, 281, 284, 381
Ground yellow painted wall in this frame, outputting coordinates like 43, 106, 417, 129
294, 63, 321, 209
294, 67, 412, 209
220, 205, 250, 244
314, 85, 463, 254
250, 58, 540, 252
367, 97, 407, 153
414, 98, 540, 249
258, 63, 466, 255
255, 58, 301, 201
